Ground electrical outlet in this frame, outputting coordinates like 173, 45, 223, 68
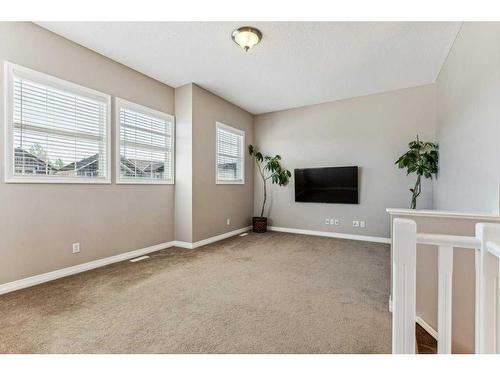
72, 243, 80, 254
334, 219, 340, 226
329, 218, 335, 225
325, 218, 330, 225
360, 221, 366, 228
352, 220, 360, 227
226, 218, 231, 225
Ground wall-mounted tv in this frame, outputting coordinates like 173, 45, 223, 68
294, 166, 358, 204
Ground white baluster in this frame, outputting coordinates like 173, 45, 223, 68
437, 245, 453, 354
474, 248, 481, 353
392, 218, 417, 354
476, 223, 500, 354
497, 262, 500, 354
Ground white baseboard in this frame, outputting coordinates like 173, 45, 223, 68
174, 226, 252, 249
267, 226, 390, 244
388, 296, 437, 340
0, 226, 253, 295
0, 241, 175, 295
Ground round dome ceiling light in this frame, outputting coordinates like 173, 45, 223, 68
231, 26, 262, 52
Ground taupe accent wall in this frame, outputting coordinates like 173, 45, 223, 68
253, 85, 437, 238
434, 23, 500, 214
174, 84, 254, 243
191, 84, 254, 242
0, 22, 176, 284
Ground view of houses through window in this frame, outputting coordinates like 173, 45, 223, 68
7, 64, 177, 184
9, 64, 110, 181
117, 99, 174, 183
14, 144, 102, 177
216, 122, 244, 183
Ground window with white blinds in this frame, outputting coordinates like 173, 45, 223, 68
216, 122, 245, 184
4, 62, 111, 183
116, 99, 174, 184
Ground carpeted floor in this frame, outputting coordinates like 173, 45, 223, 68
0, 231, 392, 353
416, 323, 437, 354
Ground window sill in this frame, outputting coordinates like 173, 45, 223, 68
216, 180, 245, 185
5, 176, 111, 184
116, 179, 174, 185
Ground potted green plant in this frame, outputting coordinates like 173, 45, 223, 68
249, 145, 291, 232
395, 135, 438, 209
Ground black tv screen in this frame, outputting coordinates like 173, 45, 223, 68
294, 166, 358, 204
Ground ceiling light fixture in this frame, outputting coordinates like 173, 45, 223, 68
231, 26, 262, 52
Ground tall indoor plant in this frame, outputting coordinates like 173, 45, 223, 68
395, 135, 438, 209
249, 145, 291, 232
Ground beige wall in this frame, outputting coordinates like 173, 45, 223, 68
0, 22, 175, 284
192, 85, 254, 242
254, 85, 437, 238
435, 23, 500, 214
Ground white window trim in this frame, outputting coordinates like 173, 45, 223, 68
215, 122, 245, 185
115, 98, 175, 185
3, 61, 111, 184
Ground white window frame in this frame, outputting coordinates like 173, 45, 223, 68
3, 61, 111, 184
115, 98, 175, 185
215, 122, 245, 185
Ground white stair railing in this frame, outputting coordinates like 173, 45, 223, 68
392, 218, 500, 354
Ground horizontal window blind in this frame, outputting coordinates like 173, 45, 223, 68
216, 123, 244, 183
11, 74, 108, 180
118, 103, 174, 182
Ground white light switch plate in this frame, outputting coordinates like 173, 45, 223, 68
360, 221, 366, 228
72, 243, 80, 253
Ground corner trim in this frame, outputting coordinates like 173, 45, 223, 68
267, 226, 390, 244
172, 241, 194, 249
0, 241, 175, 295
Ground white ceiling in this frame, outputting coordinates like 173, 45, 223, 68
37, 22, 461, 115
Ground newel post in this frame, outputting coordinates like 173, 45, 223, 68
392, 218, 417, 354
476, 223, 500, 354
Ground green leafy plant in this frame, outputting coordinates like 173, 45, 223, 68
54, 158, 65, 170
29, 143, 49, 162
249, 145, 291, 217
395, 135, 438, 209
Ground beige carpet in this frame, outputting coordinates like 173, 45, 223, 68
0, 231, 391, 353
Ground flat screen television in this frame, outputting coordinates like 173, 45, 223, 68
294, 166, 358, 204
